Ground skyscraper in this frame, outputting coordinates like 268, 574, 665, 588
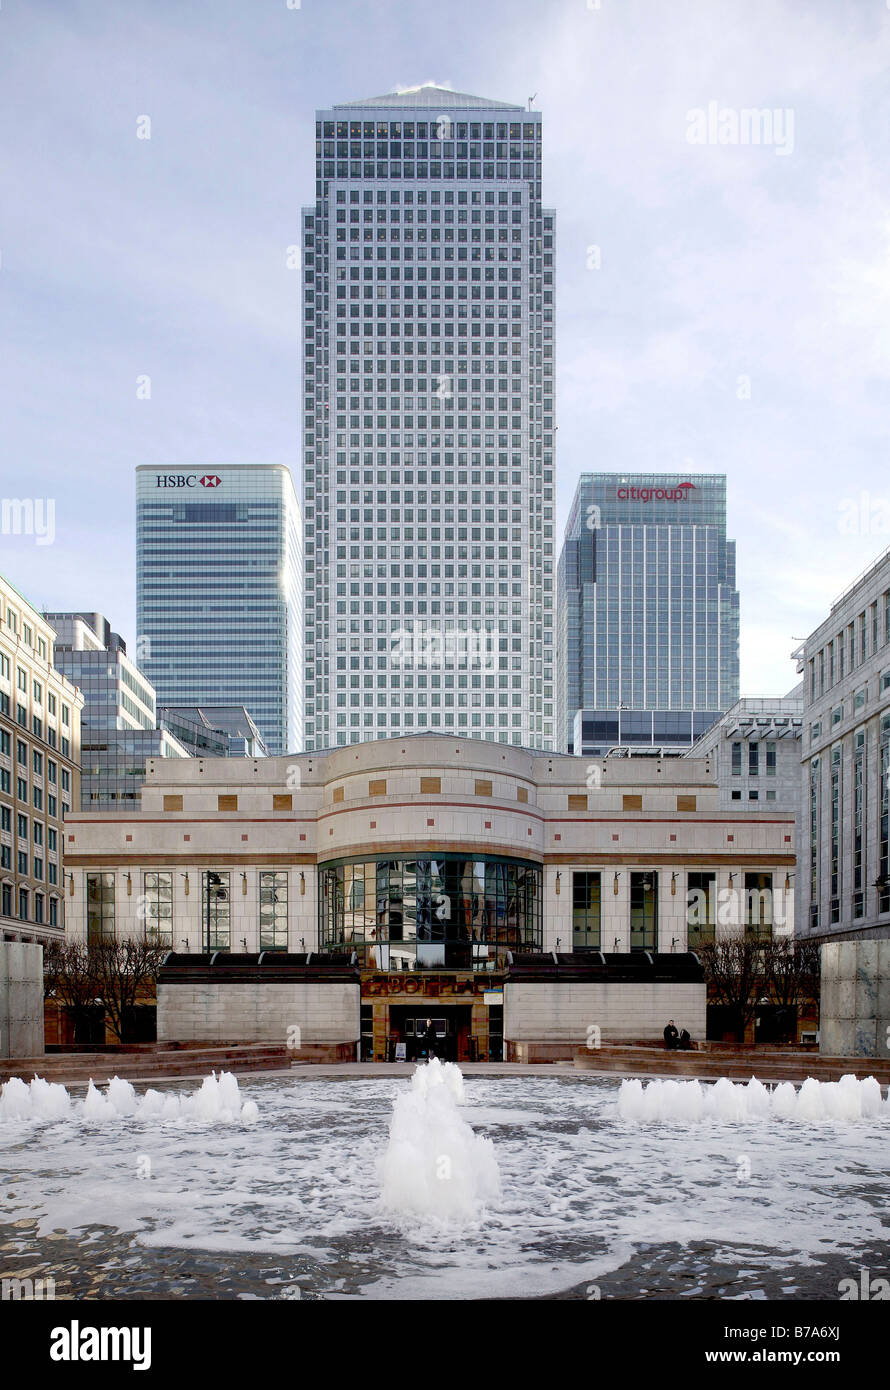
558, 473, 739, 754
301, 87, 556, 750
44, 611, 190, 809
136, 465, 303, 756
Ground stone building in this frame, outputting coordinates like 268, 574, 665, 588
63, 734, 794, 1058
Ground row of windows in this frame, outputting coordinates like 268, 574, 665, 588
1, 881, 59, 926
808, 716, 890, 927
808, 591, 890, 700
317, 121, 540, 140
573, 870, 778, 949
810, 671, 890, 740
86, 870, 288, 949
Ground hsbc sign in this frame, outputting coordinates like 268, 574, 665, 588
155, 474, 223, 489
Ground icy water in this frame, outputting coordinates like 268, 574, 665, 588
1, 1070, 888, 1300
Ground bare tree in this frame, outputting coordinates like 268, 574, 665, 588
761, 937, 820, 1019
43, 940, 99, 1041
87, 938, 167, 1043
698, 935, 764, 1044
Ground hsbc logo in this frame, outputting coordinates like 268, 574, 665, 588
154, 474, 223, 489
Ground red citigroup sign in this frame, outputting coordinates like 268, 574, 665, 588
617, 481, 697, 502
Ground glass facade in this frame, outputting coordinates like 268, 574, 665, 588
558, 473, 739, 753
686, 870, 716, 949
143, 870, 173, 945
201, 870, 230, 951
572, 870, 601, 949
136, 466, 303, 755
302, 89, 555, 752
86, 871, 115, 944
629, 871, 658, 951
259, 869, 288, 950
318, 853, 542, 968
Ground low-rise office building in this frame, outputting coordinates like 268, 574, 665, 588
45, 611, 190, 810
685, 691, 803, 813
64, 735, 794, 1058
0, 575, 83, 946
796, 545, 890, 943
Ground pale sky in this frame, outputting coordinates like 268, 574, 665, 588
2, 0, 889, 698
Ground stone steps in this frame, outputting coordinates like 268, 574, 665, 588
1, 1043, 291, 1086
573, 1045, 890, 1085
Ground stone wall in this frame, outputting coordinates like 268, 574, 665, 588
504, 980, 706, 1047
157, 980, 360, 1048
0, 941, 44, 1058
819, 940, 890, 1056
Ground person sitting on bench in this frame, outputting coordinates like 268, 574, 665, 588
663, 1020, 679, 1050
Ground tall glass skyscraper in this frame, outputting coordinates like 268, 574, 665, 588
301, 86, 555, 751
136, 465, 303, 755
557, 473, 739, 754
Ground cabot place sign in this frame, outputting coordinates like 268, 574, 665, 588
154, 474, 222, 488
616, 481, 696, 502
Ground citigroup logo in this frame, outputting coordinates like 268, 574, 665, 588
617, 481, 696, 502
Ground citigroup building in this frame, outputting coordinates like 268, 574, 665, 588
558, 472, 740, 755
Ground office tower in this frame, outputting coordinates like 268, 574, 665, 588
558, 473, 739, 754
301, 86, 556, 750
0, 574, 83, 941
135, 465, 303, 756
157, 706, 268, 758
45, 611, 189, 809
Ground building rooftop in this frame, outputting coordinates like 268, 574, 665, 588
332, 86, 524, 111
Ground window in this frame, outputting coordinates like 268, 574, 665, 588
475, 780, 493, 797
572, 871, 601, 949
163, 794, 183, 812
765, 742, 776, 776
745, 872, 773, 941
809, 758, 820, 931
87, 872, 115, 944
420, 777, 441, 794
677, 795, 696, 812
731, 742, 742, 775
567, 793, 587, 810
201, 871, 230, 951
630, 871, 657, 951
622, 794, 642, 811
748, 742, 759, 776
880, 715, 890, 916
272, 794, 293, 811
259, 870, 288, 950
368, 779, 387, 796
143, 871, 173, 945
687, 871, 716, 948
853, 734, 866, 918
217, 795, 238, 812
830, 747, 842, 923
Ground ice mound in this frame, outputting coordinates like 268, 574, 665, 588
380, 1058, 500, 1223
617, 1073, 887, 1124
1, 1070, 258, 1127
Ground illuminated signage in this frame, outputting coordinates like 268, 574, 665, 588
616, 481, 696, 502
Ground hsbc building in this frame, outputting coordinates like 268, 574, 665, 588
136, 465, 304, 755
557, 472, 740, 755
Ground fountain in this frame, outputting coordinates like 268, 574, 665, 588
380, 1058, 501, 1223
0, 1063, 887, 1299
